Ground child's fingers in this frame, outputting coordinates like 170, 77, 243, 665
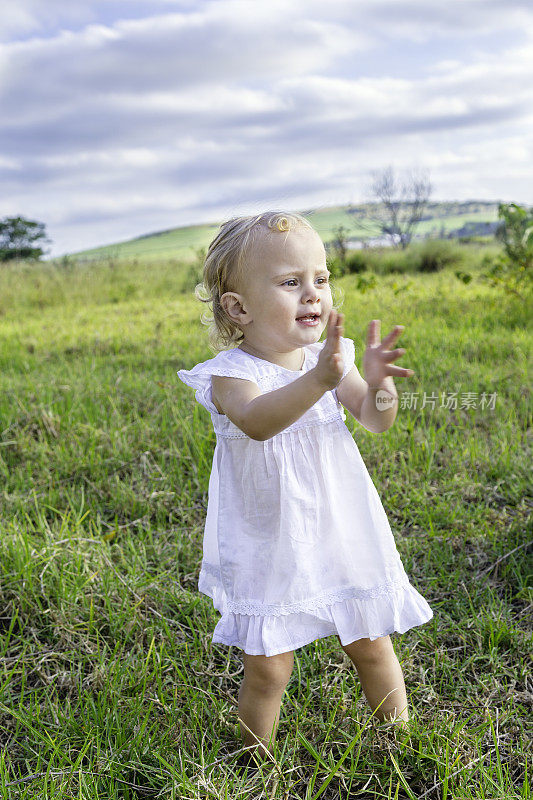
334, 312, 343, 344
325, 311, 343, 362
328, 309, 343, 339
325, 311, 334, 344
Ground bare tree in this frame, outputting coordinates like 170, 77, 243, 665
368, 165, 432, 249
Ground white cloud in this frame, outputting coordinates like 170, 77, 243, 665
0, 2, 97, 42
0, 0, 531, 255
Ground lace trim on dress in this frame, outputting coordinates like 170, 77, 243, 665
208, 367, 255, 381
214, 411, 345, 438
200, 562, 410, 616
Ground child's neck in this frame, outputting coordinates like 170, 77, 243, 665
238, 340, 305, 372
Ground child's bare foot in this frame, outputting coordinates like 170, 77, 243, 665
233, 748, 263, 775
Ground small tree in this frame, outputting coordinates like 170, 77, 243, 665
0, 216, 50, 261
331, 224, 349, 262
368, 165, 432, 249
496, 202, 533, 270
479, 203, 533, 299
455, 202, 533, 298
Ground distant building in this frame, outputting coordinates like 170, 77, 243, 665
346, 234, 401, 249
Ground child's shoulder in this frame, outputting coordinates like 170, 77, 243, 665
177, 346, 259, 391
177, 347, 260, 415
212, 345, 261, 373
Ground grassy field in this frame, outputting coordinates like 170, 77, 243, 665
72, 202, 499, 262
0, 242, 531, 798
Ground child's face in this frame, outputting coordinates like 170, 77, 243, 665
224, 227, 333, 353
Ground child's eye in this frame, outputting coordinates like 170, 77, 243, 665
282, 277, 329, 286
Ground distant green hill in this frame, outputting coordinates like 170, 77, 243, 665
73, 201, 499, 262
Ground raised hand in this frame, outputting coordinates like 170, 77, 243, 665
362, 320, 415, 387
314, 308, 345, 390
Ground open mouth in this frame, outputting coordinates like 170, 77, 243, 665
296, 314, 320, 325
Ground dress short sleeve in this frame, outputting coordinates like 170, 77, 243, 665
177, 351, 257, 415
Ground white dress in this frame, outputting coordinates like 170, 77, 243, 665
177, 336, 433, 657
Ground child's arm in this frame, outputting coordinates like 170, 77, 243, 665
336, 369, 398, 434
336, 320, 414, 434
212, 370, 329, 440
212, 310, 346, 441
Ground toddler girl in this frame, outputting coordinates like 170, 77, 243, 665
177, 211, 433, 761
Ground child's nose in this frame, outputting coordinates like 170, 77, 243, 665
303, 284, 319, 300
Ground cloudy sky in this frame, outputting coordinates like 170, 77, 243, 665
1, 0, 532, 256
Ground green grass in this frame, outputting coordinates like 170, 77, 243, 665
0, 242, 531, 797
74, 220, 221, 262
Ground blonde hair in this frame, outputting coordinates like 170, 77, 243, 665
194, 210, 343, 352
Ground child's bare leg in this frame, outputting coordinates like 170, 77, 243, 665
337, 634, 409, 725
238, 650, 294, 757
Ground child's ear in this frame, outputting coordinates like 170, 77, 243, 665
220, 292, 251, 325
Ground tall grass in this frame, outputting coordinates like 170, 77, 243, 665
328, 239, 502, 278
0, 243, 530, 797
